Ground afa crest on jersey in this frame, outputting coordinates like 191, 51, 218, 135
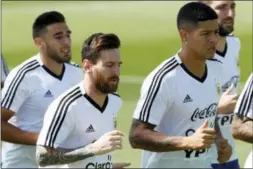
215, 78, 221, 96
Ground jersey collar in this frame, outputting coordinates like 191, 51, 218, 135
79, 81, 109, 113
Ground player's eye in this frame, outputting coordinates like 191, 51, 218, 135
106, 64, 113, 68
231, 5, 236, 9
55, 36, 63, 40
201, 32, 209, 36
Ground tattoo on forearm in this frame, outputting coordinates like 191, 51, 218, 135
129, 119, 184, 152
215, 117, 223, 138
233, 116, 253, 144
37, 145, 95, 166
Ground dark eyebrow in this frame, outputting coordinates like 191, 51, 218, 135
216, 3, 227, 8
53, 30, 72, 37
105, 61, 122, 64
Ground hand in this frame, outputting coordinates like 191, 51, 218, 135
216, 138, 232, 164
217, 85, 239, 114
112, 162, 131, 168
185, 120, 216, 150
91, 130, 124, 155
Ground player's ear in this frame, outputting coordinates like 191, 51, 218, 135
34, 37, 45, 49
179, 29, 188, 44
82, 59, 92, 73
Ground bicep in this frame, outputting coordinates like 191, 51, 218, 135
1, 108, 15, 122
130, 118, 156, 136
37, 101, 74, 148
1, 72, 29, 112
232, 115, 251, 133
133, 76, 172, 125
234, 74, 253, 117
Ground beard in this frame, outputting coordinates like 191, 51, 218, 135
46, 45, 71, 63
94, 71, 119, 94
218, 23, 234, 37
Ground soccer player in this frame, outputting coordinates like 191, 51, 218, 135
1, 11, 83, 168
129, 2, 232, 168
1, 54, 9, 88
200, 1, 241, 168
36, 33, 130, 168
232, 73, 253, 168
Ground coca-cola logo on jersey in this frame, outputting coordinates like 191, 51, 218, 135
191, 103, 217, 121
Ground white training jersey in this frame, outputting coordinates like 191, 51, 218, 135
210, 35, 241, 163
234, 73, 253, 168
234, 73, 253, 119
1, 54, 83, 167
133, 54, 223, 168
1, 55, 9, 84
37, 81, 122, 168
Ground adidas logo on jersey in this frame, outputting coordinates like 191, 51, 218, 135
183, 95, 193, 103
44, 90, 53, 97
86, 125, 95, 133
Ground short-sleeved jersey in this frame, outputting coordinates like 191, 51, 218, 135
1, 54, 83, 166
37, 81, 122, 168
133, 54, 223, 168
211, 36, 241, 163
234, 73, 253, 119
1, 55, 9, 84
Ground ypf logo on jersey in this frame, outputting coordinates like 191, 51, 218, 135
85, 155, 112, 169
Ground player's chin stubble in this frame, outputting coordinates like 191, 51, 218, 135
95, 73, 119, 94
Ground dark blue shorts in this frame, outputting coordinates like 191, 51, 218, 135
211, 159, 240, 169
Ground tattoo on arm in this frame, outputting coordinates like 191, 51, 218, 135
232, 115, 253, 144
129, 119, 185, 152
215, 117, 223, 138
36, 145, 95, 167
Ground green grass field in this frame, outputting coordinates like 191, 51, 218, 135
2, 1, 252, 168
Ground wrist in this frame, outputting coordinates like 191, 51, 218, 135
87, 143, 99, 155
181, 136, 192, 150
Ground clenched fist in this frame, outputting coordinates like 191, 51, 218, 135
217, 138, 232, 164
91, 130, 124, 155
185, 120, 217, 150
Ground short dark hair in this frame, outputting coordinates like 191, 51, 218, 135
177, 2, 218, 30
81, 33, 121, 63
32, 11, 65, 39
198, 0, 212, 4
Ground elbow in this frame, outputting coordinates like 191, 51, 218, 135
36, 154, 46, 167
232, 123, 240, 140
128, 136, 139, 149
36, 147, 49, 167
128, 130, 142, 149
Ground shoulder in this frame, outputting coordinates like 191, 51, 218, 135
144, 56, 179, 86
206, 58, 224, 72
109, 92, 122, 104
65, 61, 81, 68
53, 84, 83, 108
65, 62, 82, 73
64, 62, 83, 79
226, 35, 241, 48
207, 58, 223, 64
110, 92, 121, 98
7, 55, 41, 82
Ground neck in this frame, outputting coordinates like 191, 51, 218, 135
83, 76, 107, 107
216, 36, 226, 52
179, 47, 206, 78
40, 52, 63, 76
